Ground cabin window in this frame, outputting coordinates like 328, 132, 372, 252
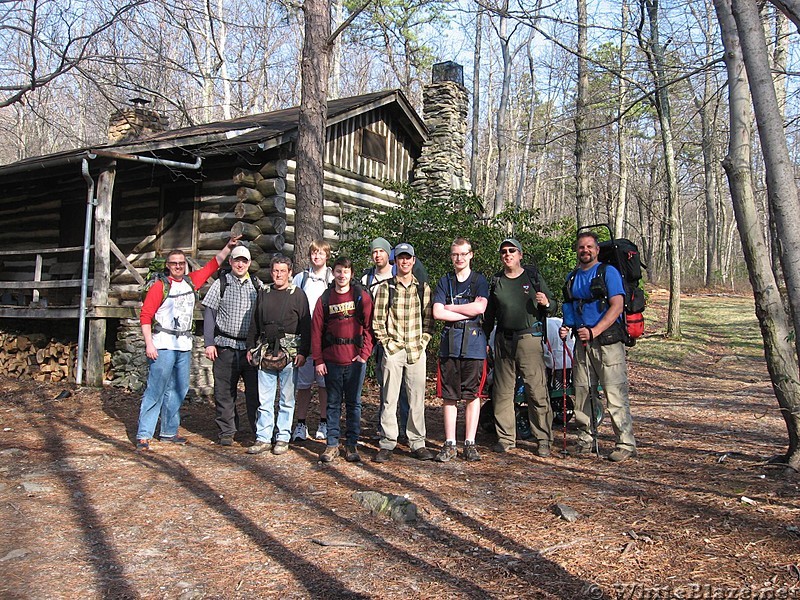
360, 128, 387, 163
159, 185, 196, 252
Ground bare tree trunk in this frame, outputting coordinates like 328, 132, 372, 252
470, 8, 482, 193
514, 41, 536, 209
732, 0, 800, 366
493, 6, 512, 216
613, 0, 630, 239
641, 0, 681, 337
768, 7, 788, 296
715, 0, 800, 470
329, 0, 344, 99
295, 0, 331, 270
574, 0, 591, 227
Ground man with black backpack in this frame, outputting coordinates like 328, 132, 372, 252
202, 245, 262, 447
483, 238, 556, 457
311, 257, 374, 463
559, 231, 636, 462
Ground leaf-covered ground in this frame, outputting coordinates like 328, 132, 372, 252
1, 293, 798, 599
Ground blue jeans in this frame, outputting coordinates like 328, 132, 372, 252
324, 361, 366, 446
255, 363, 296, 443
137, 349, 190, 440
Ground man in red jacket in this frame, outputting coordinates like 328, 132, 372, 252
136, 235, 241, 451
311, 257, 374, 463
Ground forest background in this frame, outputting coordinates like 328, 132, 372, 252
5, 0, 800, 467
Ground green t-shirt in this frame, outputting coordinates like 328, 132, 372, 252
488, 271, 554, 332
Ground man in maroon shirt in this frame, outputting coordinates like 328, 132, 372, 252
311, 257, 374, 463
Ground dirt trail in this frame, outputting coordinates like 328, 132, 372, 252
1, 295, 798, 599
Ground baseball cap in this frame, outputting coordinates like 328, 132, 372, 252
499, 238, 522, 252
394, 242, 415, 257
370, 237, 392, 254
231, 245, 251, 260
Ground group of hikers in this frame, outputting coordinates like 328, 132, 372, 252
134, 230, 637, 464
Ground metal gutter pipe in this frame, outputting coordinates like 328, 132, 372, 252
76, 158, 96, 385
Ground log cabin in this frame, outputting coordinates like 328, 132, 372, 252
0, 68, 468, 394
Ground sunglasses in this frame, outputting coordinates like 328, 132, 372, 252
499, 248, 518, 255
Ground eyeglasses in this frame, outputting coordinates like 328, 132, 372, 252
451, 252, 471, 259
167, 261, 187, 267
499, 248, 518, 255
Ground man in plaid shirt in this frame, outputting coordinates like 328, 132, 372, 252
202, 245, 261, 447
372, 243, 436, 462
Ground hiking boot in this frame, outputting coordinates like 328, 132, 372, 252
218, 435, 234, 447
572, 443, 597, 458
608, 447, 637, 463
246, 441, 272, 455
491, 442, 514, 453
435, 441, 457, 463
344, 445, 361, 463
462, 441, 481, 462
373, 448, 393, 463
291, 422, 308, 442
136, 439, 150, 451
160, 435, 187, 445
272, 441, 290, 455
412, 447, 434, 461
315, 422, 328, 441
536, 442, 551, 458
320, 445, 339, 463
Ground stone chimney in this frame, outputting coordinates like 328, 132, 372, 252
412, 61, 469, 200
108, 98, 169, 143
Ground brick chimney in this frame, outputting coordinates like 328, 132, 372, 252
412, 62, 469, 200
108, 98, 169, 143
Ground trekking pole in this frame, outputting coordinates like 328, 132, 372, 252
584, 339, 600, 457
561, 341, 568, 456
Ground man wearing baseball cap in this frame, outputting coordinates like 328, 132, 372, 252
202, 244, 263, 447
372, 242, 435, 462
483, 238, 556, 456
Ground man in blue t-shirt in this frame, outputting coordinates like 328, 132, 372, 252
432, 237, 489, 463
560, 231, 636, 462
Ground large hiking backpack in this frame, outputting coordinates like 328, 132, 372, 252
567, 224, 646, 346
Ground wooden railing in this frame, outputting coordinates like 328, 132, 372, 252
0, 246, 92, 305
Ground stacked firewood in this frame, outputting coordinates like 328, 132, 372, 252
0, 332, 111, 383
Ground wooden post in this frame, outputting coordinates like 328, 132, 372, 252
87, 162, 116, 387
32, 254, 42, 304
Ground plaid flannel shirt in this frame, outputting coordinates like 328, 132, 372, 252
372, 275, 434, 364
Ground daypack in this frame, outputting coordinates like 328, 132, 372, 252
565, 226, 646, 346
216, 264, 263, 299
489, 263, 548, 329
299, 266, 333, 291
141, 257, 198, 305
318, 281, 367, 348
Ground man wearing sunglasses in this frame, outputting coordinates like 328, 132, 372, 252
136, 235, 241, 451
483, 238, 556, 457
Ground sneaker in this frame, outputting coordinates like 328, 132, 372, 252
491, 442, 514, 453
320, 445, 339, 463
608, 447, 637, 463
246, 441, 272, 455
434, 442, 457, 463
373, 448, 393, 463
272, 441, 290, 455
218, 435, 234, 447
462, 442, 481, 462
136, 439, 150, 451
292, 422, 308, 442
344, 445, 361, 462
536, 442, 551, 458
412, 447, 434, 461
314, 422, 328, 441
160, 435, 187, 445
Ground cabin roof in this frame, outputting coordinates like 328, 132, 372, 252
0, 89, 427, 179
